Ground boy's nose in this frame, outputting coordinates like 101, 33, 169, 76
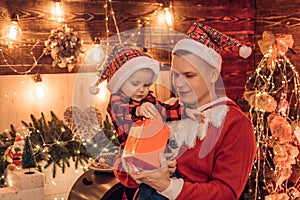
138, 86, 145, 92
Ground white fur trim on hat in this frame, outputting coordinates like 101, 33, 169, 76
107, 56, 160, 93
172, 39, 222, 71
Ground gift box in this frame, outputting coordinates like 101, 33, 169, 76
122, 113, 170, 172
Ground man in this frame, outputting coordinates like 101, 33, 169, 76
127, 22, 256, 200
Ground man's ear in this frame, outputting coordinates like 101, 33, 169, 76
210, 69, 219, 83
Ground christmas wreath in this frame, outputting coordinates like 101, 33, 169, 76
44, 25, 85, 72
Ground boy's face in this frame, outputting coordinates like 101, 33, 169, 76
121, 69, 154, 101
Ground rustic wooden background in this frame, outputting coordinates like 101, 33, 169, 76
0, 0, 299, 102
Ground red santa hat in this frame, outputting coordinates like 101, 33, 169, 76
91, 45, 160, 94
14, 135, 23, 142
172, 22, 252, 72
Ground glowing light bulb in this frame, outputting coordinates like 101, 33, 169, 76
2, 13, 22, 47
33, 74, 45, 101
164, 7, 173, 27
34, 82, 45, 100
8, 21, 21, 40
92, 37, 103, 62
93, 46, 102, 62
52, 0, 65, 22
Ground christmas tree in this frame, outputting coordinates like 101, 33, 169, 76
241, 31, 300, 199
22, 136, 37, 174
21, 111, 93, 178
0, 108, 119, 185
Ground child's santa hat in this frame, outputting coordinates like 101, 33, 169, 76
91, 45, 160, 94
172, 22, 252, 72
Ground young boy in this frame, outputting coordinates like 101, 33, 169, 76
94, 45, 203, 199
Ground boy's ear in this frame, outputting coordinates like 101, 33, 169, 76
210, 69, 219, 83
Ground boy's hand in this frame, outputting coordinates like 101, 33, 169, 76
185, 107, 205, 122
136, 102, 157, 118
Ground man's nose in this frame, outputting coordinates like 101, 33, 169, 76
175, 75, 186, 87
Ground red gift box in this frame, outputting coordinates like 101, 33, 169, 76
122, 113, 170, 171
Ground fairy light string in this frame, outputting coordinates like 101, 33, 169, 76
108, 0, 122, 45
0, 42, 45, 75
243, 31, 300, 199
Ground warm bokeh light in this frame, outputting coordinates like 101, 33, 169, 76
34, 82, 45, 100
96, 80, 108, 102
164, 7, 173, 27
52, 0, 65, 22
8, 21, 22, 40
92, 44, 103, 63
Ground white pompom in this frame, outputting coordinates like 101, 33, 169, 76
239, 45, 252, 59
89, 84, 100, 95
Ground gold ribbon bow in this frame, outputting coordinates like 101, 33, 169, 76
258, 31, 294, 70
258, 31, 294, 56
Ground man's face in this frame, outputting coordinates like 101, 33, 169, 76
171, 54, 216, 108
120, 69, 154, 101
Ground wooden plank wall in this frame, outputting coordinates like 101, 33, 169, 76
7, 0, 300, 102
171, 1, 256, 102
0, 0, 256, 103
256, 0, 300, 71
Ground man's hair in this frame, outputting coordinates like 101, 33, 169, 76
173, 49, 190, 56
172, 49, 216, 72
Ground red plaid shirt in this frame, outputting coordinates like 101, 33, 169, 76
107, 91, 184, 148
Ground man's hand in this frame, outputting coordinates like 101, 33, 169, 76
121, 158, 142, 184
185, 107, 205, 122
128, 153, 177, 192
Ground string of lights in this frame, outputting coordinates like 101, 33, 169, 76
244, 34, 300, 199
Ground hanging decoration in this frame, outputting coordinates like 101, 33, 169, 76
52, 0, 65, 23
63, 106, 103, 140
2, 12, 22, 48
63, 107, 119, 165
89, 0, 123, 94
241, 31, 300, 199
44, 25, 85, 72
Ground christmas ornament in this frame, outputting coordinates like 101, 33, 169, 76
5, 133, 24, 167
44, 25, 85, 72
